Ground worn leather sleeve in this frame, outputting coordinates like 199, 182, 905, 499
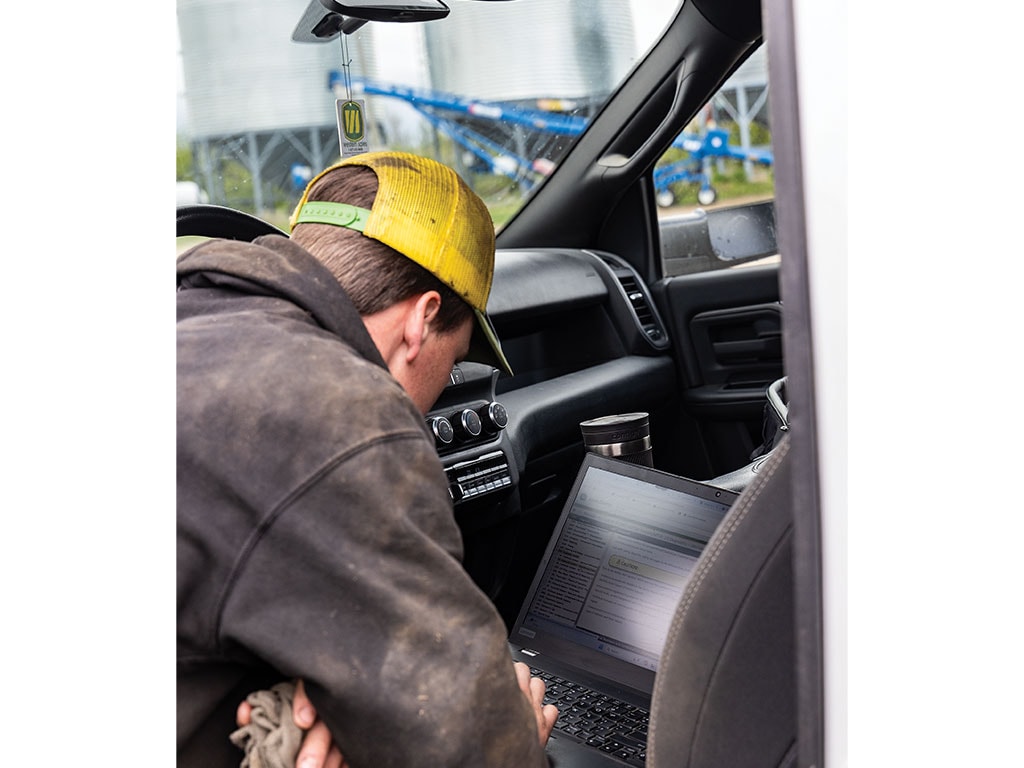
217, 433, 548, 768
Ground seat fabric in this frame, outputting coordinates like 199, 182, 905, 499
648, 436, 796, 768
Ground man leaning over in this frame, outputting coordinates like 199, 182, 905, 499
177, 151, 558, 767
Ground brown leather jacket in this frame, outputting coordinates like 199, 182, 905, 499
177, 236, 547, 767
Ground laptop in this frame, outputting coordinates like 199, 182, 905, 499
508, 452, 740, 767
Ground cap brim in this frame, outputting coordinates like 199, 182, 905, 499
467, 309, 513, 375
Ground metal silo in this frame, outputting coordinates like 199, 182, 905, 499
178, 0, 379, 209
423, 0, 637, 102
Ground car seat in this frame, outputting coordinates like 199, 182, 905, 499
647, 435, 796, 768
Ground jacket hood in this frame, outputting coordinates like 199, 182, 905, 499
177, 234, 385, 369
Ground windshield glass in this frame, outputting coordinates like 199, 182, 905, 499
177, 0, 682, 232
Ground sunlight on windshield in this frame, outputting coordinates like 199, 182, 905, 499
177, 0, 682, 230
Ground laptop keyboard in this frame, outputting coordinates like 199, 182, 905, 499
533, 668, 649, 765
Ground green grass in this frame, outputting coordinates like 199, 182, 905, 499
667, 163, 775, 206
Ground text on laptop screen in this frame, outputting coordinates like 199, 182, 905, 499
516, 463, 732, 673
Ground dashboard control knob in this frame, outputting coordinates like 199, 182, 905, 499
428, 416, 454, 446
452, 408, 483, 439
480, 401, 509, 432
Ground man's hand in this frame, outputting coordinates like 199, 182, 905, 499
236, 679, 347, 768
238, 669, 556, 761
513, 661, 559, 746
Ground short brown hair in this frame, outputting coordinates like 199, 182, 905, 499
290, 165, 472, 333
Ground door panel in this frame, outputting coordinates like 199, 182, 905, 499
651, 263, 783, 478
689, 303, 783, 388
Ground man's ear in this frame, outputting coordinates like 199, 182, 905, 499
402, 291, 442, 364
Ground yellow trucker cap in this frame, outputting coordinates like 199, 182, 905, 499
290, 151, 512, 375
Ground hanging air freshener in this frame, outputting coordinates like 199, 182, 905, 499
334, 33, 369, 158
337, 98, 368, 157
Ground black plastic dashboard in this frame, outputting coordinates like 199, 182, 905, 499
423, 247, 681, 609
425, 247, 674, 508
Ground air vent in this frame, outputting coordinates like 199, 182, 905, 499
617, 273, 662, 341
590, 251, 669, 348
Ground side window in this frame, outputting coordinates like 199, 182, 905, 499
656, 48, 777, 276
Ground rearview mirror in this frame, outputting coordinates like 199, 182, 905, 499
292, 0, 449, 42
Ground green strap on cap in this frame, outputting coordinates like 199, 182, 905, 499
293, 201, 371, 231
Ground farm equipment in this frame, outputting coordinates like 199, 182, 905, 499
654, 128, 774, 206
330, 74, 772, 206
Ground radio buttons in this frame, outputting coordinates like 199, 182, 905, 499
444, 451, 512, 504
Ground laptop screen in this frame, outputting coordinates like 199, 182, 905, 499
509, 452, 739, 695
